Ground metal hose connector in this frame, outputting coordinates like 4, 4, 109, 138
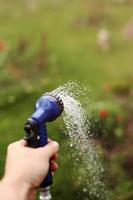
39, 187, 52, 200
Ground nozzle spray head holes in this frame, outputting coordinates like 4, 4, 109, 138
44, 93, 64, 113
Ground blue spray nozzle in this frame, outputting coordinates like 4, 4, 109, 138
24, 92, 64, 188
32, 93, 64, 123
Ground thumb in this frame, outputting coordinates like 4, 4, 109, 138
39, 141, 59, 159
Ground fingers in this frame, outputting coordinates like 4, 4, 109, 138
50, 161, 58, 172
48, 139, 59, 160
51, 153, 58, 161
45, 141, 59, 158
38, 141, 59, 159
9, 139, 59, 165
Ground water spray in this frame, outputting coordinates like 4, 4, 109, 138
24, 92, 64, 200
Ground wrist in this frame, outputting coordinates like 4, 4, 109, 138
1, 176, 35, 200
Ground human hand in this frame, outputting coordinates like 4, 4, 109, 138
1, 139, 59, 199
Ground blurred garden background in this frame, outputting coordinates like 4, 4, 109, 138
0, 0, 133, 199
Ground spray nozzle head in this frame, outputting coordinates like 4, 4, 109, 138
31, 92, 64, 124
44, 93, 64, 113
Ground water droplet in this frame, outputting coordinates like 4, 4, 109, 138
70, 143, 73, 147
83, 188, 87, 193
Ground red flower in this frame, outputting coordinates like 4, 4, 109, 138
99, 109, 109, 119
0, 40, 6, 50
